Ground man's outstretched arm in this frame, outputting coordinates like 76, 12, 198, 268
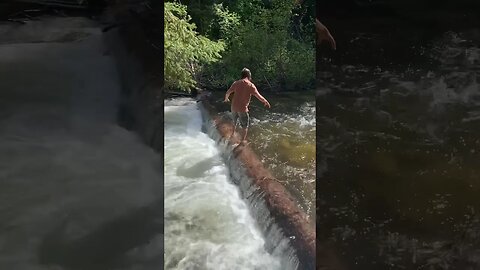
224, 84, 235, 102
253, 88, 271, 108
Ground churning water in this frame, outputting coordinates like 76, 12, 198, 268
164, 98, 282, 270
209, 92, 316, 221
0, 17, 163, 270
249, 96, 316, 220
318, 30, 480, 269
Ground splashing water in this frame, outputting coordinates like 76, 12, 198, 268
249, 99, 316, 220
203, 92, 316, 222
0, 18, 164, 270
164, 98, 282, 270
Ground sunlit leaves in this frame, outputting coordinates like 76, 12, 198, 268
164, 2, 224, 92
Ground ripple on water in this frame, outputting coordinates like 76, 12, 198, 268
248, 100, 316, 219
317, 31, 480, 269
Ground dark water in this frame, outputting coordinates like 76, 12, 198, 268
164, 99, 283, 269
211, 92, 316, 220
317, 30, 480, 269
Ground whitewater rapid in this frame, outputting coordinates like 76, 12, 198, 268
0, 17, 164, 270
164, 98, 282, 270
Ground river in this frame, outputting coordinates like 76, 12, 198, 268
211, 92, 316, 221
318, 27, 480, 269
0, 17, 163, 270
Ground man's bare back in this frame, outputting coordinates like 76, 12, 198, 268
224, 68, 271, 143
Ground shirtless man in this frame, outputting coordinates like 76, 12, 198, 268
224, 68, 271, 144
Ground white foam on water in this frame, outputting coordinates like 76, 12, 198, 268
164, 98, 282, 270
0, 18, 164, 270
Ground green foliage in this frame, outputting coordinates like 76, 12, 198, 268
167, 0, 315, 92
164, 2, 224, 92
201, 0, 315, 91
207, 4, 240, 45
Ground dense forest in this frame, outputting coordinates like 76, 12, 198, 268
164, 0, 315, 93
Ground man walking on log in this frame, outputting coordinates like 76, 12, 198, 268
224, 68, 271, 145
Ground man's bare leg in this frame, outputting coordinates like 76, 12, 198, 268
243, 128, 248, 142
231, 124, 236, 139
237, 128, 248, 145
230, 112, 237, 140
235, 128, 241, 141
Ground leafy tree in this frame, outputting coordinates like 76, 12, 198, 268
168, 0, 315, 92
201, 0, 315, 91
164, 2, 224, 92
207, 4, 240, 45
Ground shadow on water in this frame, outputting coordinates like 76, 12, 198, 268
38, 200, 163, 270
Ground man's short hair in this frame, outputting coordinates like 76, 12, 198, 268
241, 68, 251, 79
